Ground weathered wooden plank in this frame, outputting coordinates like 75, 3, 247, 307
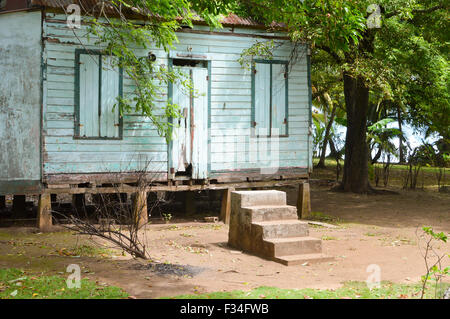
46, 120, 74, 129
211, 102, 251, 109
42, 178, 308, 195
211, 150, 308, 162
211, 82, 252, 89
211, 88, 251, 95
44, 161, 168, 174
211, 95, 252, 102
47, 89, 74, 98
45, 143, 167, 152
44, 135, 165, 144
210, 159, 307, 171
211, 116, 251, 123
211, 109, 251, 116
211, 74, 251, 82
46, 151, 167, 163
210, 141, 307, 152
45, 172, 167, 184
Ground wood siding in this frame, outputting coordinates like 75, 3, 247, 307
41, 12, 311, 181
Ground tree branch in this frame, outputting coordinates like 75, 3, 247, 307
314, 45, 343, 64
385, 4, 447, 19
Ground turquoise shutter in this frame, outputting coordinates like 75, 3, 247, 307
79, 54, 100, 137
100, 56, 120, 138
271, 63, 287, 136
254, 63, 270, 136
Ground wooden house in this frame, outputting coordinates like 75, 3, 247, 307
0, 1, 313, 230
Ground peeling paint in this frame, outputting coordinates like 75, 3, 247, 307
0, 11, 42, 186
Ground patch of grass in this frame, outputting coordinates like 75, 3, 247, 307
364, 232, 377, 237
379, 236, 416, 246
165, 281, 450, 299
180, 233, 194, 238
0, 268, 128, 299
309, 211, 341, 224
321, 235, 338, 241
312, 157, 449, 188
56, 245, 117, 258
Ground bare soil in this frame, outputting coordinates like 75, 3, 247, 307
0, 185, 449, 298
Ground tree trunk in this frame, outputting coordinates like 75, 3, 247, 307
316, 95, 337, 169
397, 105, 405, 163
371, 147, 382, 164
328, 138, 340, 159
342, 73, 371, 193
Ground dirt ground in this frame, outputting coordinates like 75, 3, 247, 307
0, 185, 449, 298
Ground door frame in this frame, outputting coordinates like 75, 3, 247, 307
167, 54, 211, 180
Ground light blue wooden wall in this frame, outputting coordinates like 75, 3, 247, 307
0, 11, 42, 193
42, 12, 311, 178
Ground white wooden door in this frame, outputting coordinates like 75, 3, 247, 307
171, 66, 208, 179
191, 67, 208, 179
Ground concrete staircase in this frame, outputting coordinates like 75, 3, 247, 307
228, 190, 333, 266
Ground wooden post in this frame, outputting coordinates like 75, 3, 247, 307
133, 190, 148, 228
185, 191, 196, 216
0, 196, 5, 210
37, 194, 52, 232
297, 182, 311, 219
13, 195, 26, 217
120, 193, 127, 203
72, 194, 85, 213
220, 187, 234, 224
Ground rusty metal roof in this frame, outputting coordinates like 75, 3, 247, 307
30, 0, 270, 28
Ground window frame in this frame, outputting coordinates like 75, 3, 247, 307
251, 59, 289, 138
74, 49, 123, 140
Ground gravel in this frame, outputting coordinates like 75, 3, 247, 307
131, 262, 206, 277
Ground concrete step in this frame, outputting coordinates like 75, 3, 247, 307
231, 190, 286, 208
241, 205, 298, 222
273, 253, 334, 266
252, 220, 308, 239
264, 236, 322, 257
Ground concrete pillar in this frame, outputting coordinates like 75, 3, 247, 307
297, 182, 311, 219
132, 190, 148, 228
220, 187, 234, 224
13, 195, 26, 216
37, 194, 52, 232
